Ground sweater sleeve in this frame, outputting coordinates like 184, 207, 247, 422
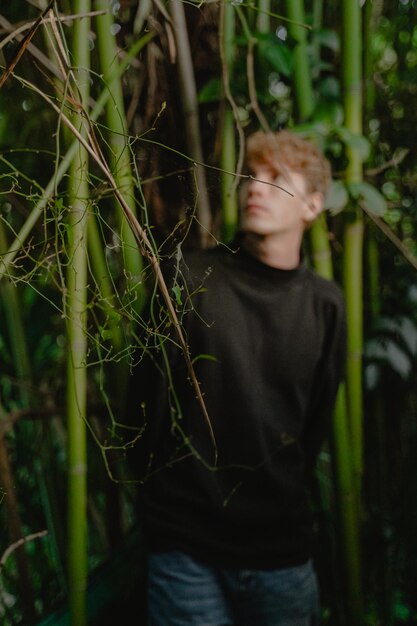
300, 290, 347, 474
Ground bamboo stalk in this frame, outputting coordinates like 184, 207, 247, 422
219, 0, 246, 205
168, 0, 212, 245
66, 2, 91, 624
219, 0, 238, 242
87, 214, 124, 352
341, 0, 364, 621
311, 0, 323, 78
342, 0, 364, 498
309, 212, 334, 280
256, 0, 270, 32
331, 385, 362, 623
220, 109, 238, 243
285, 0, 314, 121
94, 0, 145, 315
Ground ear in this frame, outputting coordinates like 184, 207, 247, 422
303, 192, 324, 224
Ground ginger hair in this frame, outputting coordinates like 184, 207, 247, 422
245, 130, 332, 197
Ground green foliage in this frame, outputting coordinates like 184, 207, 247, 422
257, 32, 293, 76
348, 181, 387, 216
336, 127, 371, 161
324, 180, 349, 214
313, 28, 340, 53
198, 77, 222, 103
365, 315, 417, 382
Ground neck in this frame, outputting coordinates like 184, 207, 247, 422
241, 232, 303, 269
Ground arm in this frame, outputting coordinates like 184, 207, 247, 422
301, 293, 347, 474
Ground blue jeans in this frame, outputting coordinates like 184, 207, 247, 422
147, 550, 320, 626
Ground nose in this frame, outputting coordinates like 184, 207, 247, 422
249, 172, 268, 191
248, 176, 268, 196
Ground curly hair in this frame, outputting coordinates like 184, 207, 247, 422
245, 130, 332, 197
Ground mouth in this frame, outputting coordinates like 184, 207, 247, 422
245, 203, 267, 215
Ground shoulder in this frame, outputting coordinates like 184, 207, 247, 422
302, 270, 347, 354
304, 268, 346, 313
184, 245, 229, 267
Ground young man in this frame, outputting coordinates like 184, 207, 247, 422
126, 130, 347, 625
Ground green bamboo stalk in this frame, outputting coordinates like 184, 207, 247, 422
66, 2, 90, 624
309, 213, 334, 280
363, 0, 380, 129
87, 214, 124, 351
331, 385, 362, 623
342, 0, 364, 500
168, 0, 212, 246
341, 1, 364, 620
253, 0, 271, 89
220, 0, 238, 243
256, 0, 270, 32
220, 109, 238, 243
94, 0, 145, 315
311, 0, 323, 80
87, 211, 130, 437
285, 0, 314, 121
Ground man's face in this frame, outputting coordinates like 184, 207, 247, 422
239, 163, 316, 238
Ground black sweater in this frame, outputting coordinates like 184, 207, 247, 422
126, 242, 346, 570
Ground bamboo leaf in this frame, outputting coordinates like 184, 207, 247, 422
172, 285, 183, 306
365, 337, 412, 378
192, 353, 218, 364
258, 35, 293, 76
313, 28, 340, 52
313, 101, 344, 125
324, 180, 349, 214
372, 315, 417, 356
168, 0, 212, 243
318, 76, 340, 99
348, 181, 387, 216
337, 127, 371, 161
197, 78, 221, 103
364, 362, 380, 390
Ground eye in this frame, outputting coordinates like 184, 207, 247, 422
242, 166, 254, 178
238, 174, 249, 188
272, 173, 287, 188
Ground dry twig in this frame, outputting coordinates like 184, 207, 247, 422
0, 531, 48, 573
